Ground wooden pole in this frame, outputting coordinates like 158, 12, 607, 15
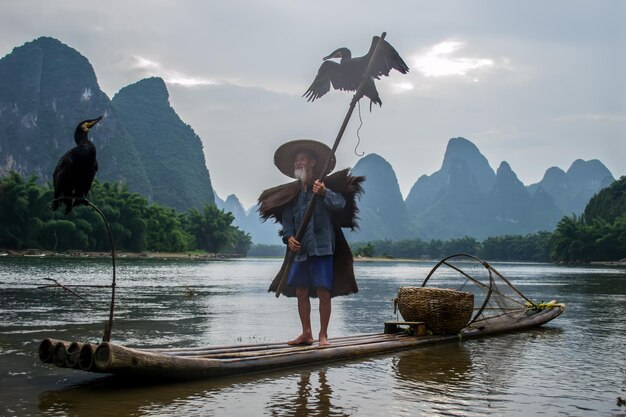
87, 201, 117, 342
275, 32, 388, 297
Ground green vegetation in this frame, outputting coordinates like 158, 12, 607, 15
482, 232, 553, 262
248, 234, 551, 262
0, 172, 250, 254
551, 176, 626, 262
350, 233, 550, 262
248, 244, 286, 257
354, 242, 375, 258
551, 214, 626, 262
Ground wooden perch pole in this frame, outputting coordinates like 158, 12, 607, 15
275, 32, 387, 297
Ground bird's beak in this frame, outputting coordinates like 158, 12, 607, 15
323, 50, 341, 61
84, 116, 103, 130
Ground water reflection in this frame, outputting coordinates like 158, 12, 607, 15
37, 367, 354, 417
393, 342, 472, 385
265, 369, 349, 417
38, 373, 250, 417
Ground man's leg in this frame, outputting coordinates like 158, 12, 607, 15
288, 286, 314, 345
317, 287, 332, 346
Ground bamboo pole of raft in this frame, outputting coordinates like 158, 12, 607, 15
39, 338, 71, 364
145, 332, 392, 356
194, 335, 411, 360
161, 334, 407, 359
52, 341, 71, 367
275, 32, 388, 297
78, 342, 97, 371
66, 341, 84, 368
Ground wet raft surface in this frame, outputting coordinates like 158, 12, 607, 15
40, 307, 563, 380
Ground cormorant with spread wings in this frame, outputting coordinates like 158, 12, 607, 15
303, 36, 409, 108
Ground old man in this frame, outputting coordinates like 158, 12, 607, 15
259, 139, 364, 346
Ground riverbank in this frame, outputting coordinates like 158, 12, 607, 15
589, 260, 626, 267
0, 249, 243, 260
0, 249, 419, 263
2, 250, 624, 266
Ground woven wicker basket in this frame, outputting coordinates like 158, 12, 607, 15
395, 287, 474, 334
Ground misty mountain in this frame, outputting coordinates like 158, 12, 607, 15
479, 161, 563, 237
528, 159, 615, 215
405, 137, 495, 215
215, 192, 281, 245
112, 77, 215, 211
0, 37, 152, 193
218, 194, 248, 222
348, 153, 415, 242
406, 137, 613, 240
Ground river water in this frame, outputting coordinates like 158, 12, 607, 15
0, 256, 624, 416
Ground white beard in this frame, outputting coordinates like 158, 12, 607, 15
294, 167, 310, 182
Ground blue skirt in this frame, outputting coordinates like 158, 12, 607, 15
287, 255, 334, 291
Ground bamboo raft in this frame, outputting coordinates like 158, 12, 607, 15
39, 305, 563, 380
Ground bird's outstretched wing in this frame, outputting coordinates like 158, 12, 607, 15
364, 36, 410, 79
303, 61, 357, 101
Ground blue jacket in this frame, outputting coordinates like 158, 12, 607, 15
281, 184, 346, 262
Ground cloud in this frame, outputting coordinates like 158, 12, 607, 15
411, 41, 494, 78
132, 56, 160, 70
131, 55, 220, 87
553, 113, 626, 123
390, 82, 415, 94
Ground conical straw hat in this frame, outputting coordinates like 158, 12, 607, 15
273, 139, 336, 179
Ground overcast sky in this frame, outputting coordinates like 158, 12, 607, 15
1, 1, 624, 207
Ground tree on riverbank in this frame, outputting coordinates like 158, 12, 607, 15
0, 172, 250, 254
348, 233, 551, 262
551, 176, 626, 262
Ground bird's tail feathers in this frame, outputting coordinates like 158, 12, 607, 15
369, 97, 382, 111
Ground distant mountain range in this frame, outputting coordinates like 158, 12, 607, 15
0, 37, 616, 245
348, 138, 613, 241
214, 193, 281, 245
216, 137, 614, 244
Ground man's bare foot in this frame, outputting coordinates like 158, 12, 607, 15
287, 334, 314, 346
318, 334, 331, 347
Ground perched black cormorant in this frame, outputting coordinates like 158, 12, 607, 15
303, 36, 409, 107
52, 116, 103, 214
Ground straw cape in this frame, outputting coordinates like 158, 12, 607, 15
258, 167, 365, 298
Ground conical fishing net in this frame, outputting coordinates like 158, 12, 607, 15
421, 254, 535, 328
